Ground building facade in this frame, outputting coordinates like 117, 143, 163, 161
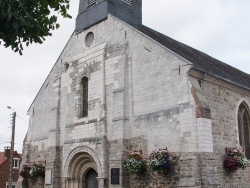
22, 0, 250, 187
0, 147, 22, 188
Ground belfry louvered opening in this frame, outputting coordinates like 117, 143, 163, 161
122, 0, 132, 5
88, 0, 97, 8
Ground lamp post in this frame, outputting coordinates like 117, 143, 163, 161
7, 106, 16, 188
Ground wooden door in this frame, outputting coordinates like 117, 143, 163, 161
85, 169, 98, 188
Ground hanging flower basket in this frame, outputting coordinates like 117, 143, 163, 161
224, 148, 248, 173
20, 164, 31, 179
149, 148, 176, 175
123, 151, 147, 175
20, 163, 45, 180
29, 164, 45, 179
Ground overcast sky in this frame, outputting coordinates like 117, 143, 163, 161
0, 0, 250, 153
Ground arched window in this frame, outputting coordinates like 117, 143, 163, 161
238, 102, 250, 159
81, 77, 88, 117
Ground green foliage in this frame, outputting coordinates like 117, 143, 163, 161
224, 148, 249, 173
149, 148, 177, 175
20, 163, 45, 180
29, 164, 45, 179
64, 61, 69, 70
123, 151, 146, 175
0, 0, 72, 55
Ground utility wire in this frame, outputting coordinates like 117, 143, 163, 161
0, 126, 11, 132
17, 115, 29, 123
0, 117, 11, 122
0, 114, 12, 119
13, 143, 23, 146
0, 119, 11, 123
0, 129, 11, 136
0, 141, 10, 145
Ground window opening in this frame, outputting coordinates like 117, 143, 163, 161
6, 182, 16, 188
81, 77, 88, 117
122, 0, 132, 5
13, 158, 20, 169
238, 103, 250, 159
88, 0, 96, 8
85, 32, 94, 47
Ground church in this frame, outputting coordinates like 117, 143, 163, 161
22, 0, 250, 187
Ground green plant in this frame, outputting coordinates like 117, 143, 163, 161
0, 0, 71, 55
224, 148, 248, 173
64, 62, 69, 70
149, 148, 176, 175
123, 151, 146, 175
20, 163, 45, 180
20, 164, 31, 179
29, 164, 45, 179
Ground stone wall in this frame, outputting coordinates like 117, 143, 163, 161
27, 178, 44, 188
23, 14, 250, 188
198, 79, 250, 187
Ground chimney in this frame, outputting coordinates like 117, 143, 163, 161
4, 146, 10, 158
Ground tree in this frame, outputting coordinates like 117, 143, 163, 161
0, 0, 72, 55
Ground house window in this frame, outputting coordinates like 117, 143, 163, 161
81, 77, 88, 117
6, 182, 16, 188
122, 0, 132, 5
238, 103, 250, 159
13, 158, 20, 169
87, 0, 96, 8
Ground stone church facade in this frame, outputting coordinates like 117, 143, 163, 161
22, 0, 250, 187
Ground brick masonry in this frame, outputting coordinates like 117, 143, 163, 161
0, 149, 22, 188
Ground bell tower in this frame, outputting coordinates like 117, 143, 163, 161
76, 0, 142, 32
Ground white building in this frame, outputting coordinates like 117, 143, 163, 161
22, 0, 250, 187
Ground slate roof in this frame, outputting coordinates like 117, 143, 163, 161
138, 25, 250, 89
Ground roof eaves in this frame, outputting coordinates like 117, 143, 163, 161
190, 67, 250, 91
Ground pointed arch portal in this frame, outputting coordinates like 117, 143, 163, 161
64, 149, 101, 188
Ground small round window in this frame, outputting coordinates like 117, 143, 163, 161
85, 32, 94, 47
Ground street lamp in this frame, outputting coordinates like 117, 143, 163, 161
7, 106, 15, 111
7, 106, 16, 188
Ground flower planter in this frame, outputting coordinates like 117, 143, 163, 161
123, 151, 147, 175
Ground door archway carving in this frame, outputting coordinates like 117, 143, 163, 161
64, 146, 102, 188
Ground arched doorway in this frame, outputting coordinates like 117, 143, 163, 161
66, 151, 99, 188
85, 169, 98, 188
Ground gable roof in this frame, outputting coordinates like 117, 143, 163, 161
0, 151, 22, 167
13, 151, 22, 159
138, 25, 250, 89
